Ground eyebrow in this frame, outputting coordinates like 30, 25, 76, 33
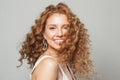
47, 24, 69, 27
47, 24, 56, 27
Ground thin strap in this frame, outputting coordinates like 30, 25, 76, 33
30, 55, 56, 74
58, 64, 69, 80
30, 54, 69, 80
30, 55, 56, 80
67, 64, 77, 80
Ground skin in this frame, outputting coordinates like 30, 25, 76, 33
44, 13, 69, 51
32, 13, 71, 80
32, 57, 58, 80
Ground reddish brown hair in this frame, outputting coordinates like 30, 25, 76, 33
18, 2, 95, 79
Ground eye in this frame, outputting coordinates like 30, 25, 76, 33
49, 27, 56, 30
63, 25, 68, 29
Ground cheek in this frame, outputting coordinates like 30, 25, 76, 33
63, 31, 69, 39
45, 31, 56, 39
63, 30, 67, 34
63, 30, 68, 35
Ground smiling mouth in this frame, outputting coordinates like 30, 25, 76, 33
54, 40, 63, 45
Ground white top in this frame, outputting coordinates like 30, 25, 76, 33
30, 55, 69, 80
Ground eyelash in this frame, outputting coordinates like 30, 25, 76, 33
49, 25, 68, 30
49, 27, 55, 30
63, 26, 68, 29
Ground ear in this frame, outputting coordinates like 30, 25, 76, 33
43, 32, 46, 39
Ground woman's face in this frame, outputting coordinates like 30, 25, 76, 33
43, 13, 69, 50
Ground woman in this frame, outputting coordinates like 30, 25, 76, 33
18, 2, 95, 80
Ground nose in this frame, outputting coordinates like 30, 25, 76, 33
57, 29, 63, 37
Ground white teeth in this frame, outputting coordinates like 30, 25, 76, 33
55, 40, 63, 43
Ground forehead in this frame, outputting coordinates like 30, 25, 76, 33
46, 13, 69, 25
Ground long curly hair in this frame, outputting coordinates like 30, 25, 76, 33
18, 2, 95, 79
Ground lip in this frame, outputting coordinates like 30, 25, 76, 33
53, 39, 64, 45
54, 37, 64, 40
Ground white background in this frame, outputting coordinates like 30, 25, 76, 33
0, 0, 120, 80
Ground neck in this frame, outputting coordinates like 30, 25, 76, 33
44, 46, 59, 58
44, 46, 65, 67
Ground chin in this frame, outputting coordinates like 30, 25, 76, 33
53, 45, 61, 51
55, 47, 61, 50
49, 43, 61, 51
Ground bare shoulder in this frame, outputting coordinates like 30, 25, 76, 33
32, 57, 58, 80
40, 57, 58, 66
